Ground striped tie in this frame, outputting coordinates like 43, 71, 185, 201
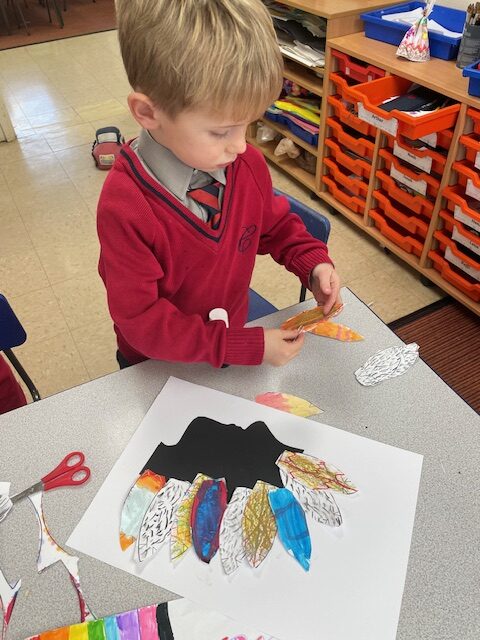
188, 181, 222, 230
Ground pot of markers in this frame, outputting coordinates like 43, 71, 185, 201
456, 3, 480, 68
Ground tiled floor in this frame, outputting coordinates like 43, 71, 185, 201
0, 31, 444, 401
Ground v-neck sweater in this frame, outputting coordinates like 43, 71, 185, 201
97, 143, 332, 367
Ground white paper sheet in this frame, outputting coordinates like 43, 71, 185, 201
67, 377, 423, 640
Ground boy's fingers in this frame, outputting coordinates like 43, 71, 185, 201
281, 329, 303, 340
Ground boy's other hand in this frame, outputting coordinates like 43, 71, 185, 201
310, 264, 342, 315
263, 329, 305, 366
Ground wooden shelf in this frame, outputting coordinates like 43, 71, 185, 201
283, 59, 324, 96
327, 32, 480, 110
273, 0, 401, 20
260, 116, 318, 156
420, 268, 480, 315
248, 136, 316, 191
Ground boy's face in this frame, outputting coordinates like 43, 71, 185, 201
151, 108, 249, 172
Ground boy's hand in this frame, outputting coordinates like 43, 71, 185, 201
310, 264, 342, 315
263, 329, 305, 366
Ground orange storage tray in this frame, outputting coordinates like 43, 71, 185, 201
328, 95, 377, 138
434, 230, 480, 282
350, 76, 460, 139
467, 107, 480, 135
439, 210, 480, 256
428, 250, 480, 301
331, 50, 385, 83
322, 174, 366, 215
373, 190, 429, 238
369, 209, 424, 257
417, 128, 454, 151
329, 72, 361, 104
453, 160, 480, 201
327, 118, 375, 160
376, 170, 434, 218
324, 157, 369, 198
380, 149, 440, 200
443, 184, 480, 233
460, 133, 480, 168
325, 138, 372, 179
386, 135, 446, 175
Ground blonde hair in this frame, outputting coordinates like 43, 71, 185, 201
115, 0, 283, 120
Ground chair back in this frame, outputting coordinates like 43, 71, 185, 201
0, 294, 27, 351
273, 188, 330, 244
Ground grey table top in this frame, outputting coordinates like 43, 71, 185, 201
1, 288, 479, 640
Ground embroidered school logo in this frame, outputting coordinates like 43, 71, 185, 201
238, 224, 257, 253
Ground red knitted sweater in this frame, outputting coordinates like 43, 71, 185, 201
97, 143, 331, 367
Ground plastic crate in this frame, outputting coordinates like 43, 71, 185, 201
325, 138, 372, 179
327, 118, 375, 159
417, 128, 454, 150
361, 3, 465, 61
380, 149, 440, 200
264, 110, 319, 146
331, 50, 385, 83
376, 170, 434, 217
460, 133, 480, 169
439, 210, 480, 257
386, 135, 447, 175
374, 190, 429, 237
322, 174, 367, 215
462, 60, 480, 98
453, 160, 480, 202
467, 108, 480, 135
350, 75, 460, 139
429, 250, 480, 300
328, 95, 377, 138
434, 230, 480, 282
443, 184, 480, 234
330, 72, 362, 104
324, 157, 369, 198
369, 209, 424, 256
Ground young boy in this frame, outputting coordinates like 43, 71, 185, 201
98, 0, 341, 369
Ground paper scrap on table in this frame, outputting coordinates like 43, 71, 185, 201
255, 392, 322, 417
0, 565, 20, 640
355, 343, 419, 386
0, 482, 12, 524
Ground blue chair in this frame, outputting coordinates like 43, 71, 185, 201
247, 188, 331, 321
0, 294, 41, 402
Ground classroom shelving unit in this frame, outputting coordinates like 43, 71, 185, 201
249, 2, 480, 317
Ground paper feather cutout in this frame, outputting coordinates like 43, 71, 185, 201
255, 392, 322, 417
29, 491, 95, 622
277, 451, 358, 495
138, 479, 190, 562
355, 343, 419, 386
120, 469, 166, 551
309, 321, 363, 342
0, 566, 20, 640
268, 488, 311, 571
170, 473, 210, 561
279, 468, 342, 527
219, 487, 252, 575
0, 483, 12, 524
281, 302, 344, 331
242, 481, 277, 568
191, 478, 227, 563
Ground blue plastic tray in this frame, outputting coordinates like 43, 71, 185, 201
463, 60, 480, 97
361, 2, 465, 61
264, 110, 319, 146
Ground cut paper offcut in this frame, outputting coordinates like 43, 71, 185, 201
191, 478, 228, 563
355, 343, 419, 387
138, 478, 190, 562
219, 487, 252, 575
0, 566, 20, 640
268, 488, 311, 572
24, 599, 277, 640
120, 469, 166, 551
0, 482, 12, 524
281, 302, 344, 331
171, 473, 210, 561
255, 392, 322, 417
28, 491, 95, 622
277, 451, 358, 494
279, 468, 342, 527
242, 481, 277, 569
309, 321, 364, 342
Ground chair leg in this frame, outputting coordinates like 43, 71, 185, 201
12, 0, 30, 35
4, 348, 41, 402
0, 2, 12, 35
299, 284, 307, 304
51, 0, 63, 27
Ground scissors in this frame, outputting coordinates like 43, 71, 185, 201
10, 451, 91, 504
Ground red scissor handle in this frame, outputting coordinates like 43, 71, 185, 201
41, 451, 91, 491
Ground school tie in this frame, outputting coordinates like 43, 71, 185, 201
188, 180, 222, 230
